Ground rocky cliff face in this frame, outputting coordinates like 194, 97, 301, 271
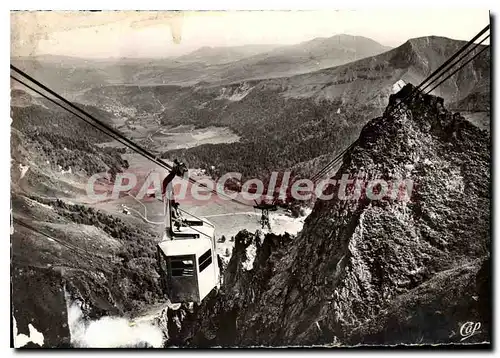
177, 84, 490, 347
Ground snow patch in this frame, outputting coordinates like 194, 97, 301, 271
213, 208, 310, 261
269, 208, 311, 236
13, 317, 44, 348
216, 82, 254, 101
58, 166, 72, 175
19, 164, 29, 179
392, 80, 406, 93
301, 207, 313, 217
242, 244, 257, 271
66, 300, 164, 348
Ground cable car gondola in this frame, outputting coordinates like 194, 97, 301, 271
156, 160, 220, 304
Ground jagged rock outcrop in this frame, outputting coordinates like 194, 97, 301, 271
346, 257, 491, 345
168, 230, 294, 347
181, 83, 490, 347
11, 266, 71, 347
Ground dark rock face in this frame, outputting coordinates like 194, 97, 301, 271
346, 258, 490, 345
11, 266, 71, 348
182, 84, 490, 347
169, 230, 294, 347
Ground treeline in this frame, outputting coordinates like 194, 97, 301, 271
11, 101, 128, 177
11, 102, 112, 143
22, 130, 128, 176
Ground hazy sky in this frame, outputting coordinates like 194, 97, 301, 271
11, 10, 490, 58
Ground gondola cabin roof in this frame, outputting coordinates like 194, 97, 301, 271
158, 237, 213, 257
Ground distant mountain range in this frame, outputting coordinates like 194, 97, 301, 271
175, 44, 279, 65
277, 35, 489, 106
206, 34, 391, 83
11, 34, 392, 92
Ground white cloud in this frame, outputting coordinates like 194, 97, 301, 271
67, 300, 165, 348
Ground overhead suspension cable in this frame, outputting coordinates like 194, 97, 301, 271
419, 34, 490, 95
310, 142, 356, 183
10, 65, 252, 207
309, 25, 490, 183
11, 75, 159, 163
13, 217, 90, 257
385, 24, 490, 116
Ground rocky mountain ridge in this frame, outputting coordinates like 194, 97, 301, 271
171, 84, 491, 347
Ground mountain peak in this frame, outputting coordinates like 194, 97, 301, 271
403, 35, 478, 53
183, 83, 490, 347
407, 35, 455, 44
300, 33, 389, 49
